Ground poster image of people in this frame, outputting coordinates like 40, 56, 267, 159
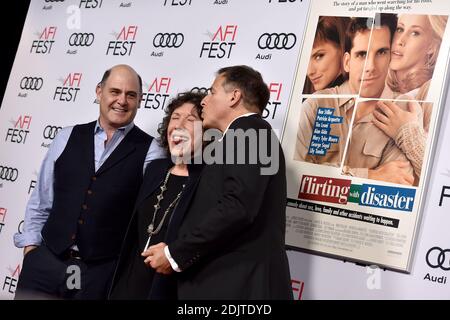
282, 3, 450, 272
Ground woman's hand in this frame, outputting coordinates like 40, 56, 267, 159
373, 100, 421, 139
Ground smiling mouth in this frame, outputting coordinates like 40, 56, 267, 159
171, 134, 189, 145
362, 77, 378, 83
111, 106, 127, 113
391, 51, 403, 57
309, 76, 322, 83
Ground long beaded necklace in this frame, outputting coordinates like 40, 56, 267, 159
143, 170, 185, 251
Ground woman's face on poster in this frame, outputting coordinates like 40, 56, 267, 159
307, 41, 342, 91
390, 14, 434, 72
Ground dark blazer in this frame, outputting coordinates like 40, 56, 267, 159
169, 114, 293, 299
108, 158, 203, 299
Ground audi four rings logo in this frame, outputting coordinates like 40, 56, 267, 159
20, 77, 43, 90
153, 33, 184, 48
69, 33, 95, 46
258, 33, 297, 50
43, 125, 62, 139
426, 247, 450, 271
0, 166, 19, 182
190, 87, 209, 94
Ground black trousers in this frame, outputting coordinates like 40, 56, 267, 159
14, 245, 116, 300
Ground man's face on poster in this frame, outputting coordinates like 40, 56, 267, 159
344, 30, 370, 95
344, 27, 391, 98
360, 26, 391, 98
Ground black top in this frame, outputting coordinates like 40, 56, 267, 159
110, 173, 187, 300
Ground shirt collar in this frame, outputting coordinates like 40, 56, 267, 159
94, 119, 135, 136
219, 112, 257, 142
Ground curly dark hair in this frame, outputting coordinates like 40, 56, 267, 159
157, 91, 205, 154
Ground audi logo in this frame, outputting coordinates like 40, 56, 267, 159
69, 33, 95, 47
257, 33, 297, 50
20, 77, 43, 91
43, 125, 62, 139
426, 247, 450, 271
153, 33, 184, 48
18, 220, 24, 234
0, 166, 19, 182
190, 87, 209, 94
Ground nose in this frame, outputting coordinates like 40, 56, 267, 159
201, 95, 208, 107
396, 33, 406, 47
117, 92, 127, 105
307, 61, 316, 77
364, 53, 375, 73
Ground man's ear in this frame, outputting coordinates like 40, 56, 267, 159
95, 84, 102, 102
343, 52, 351, 73
230, 89, 242, 107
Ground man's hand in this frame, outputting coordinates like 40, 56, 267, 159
23, 245, 38, 257
141, 242, 173, 275
368, 160, 414, 185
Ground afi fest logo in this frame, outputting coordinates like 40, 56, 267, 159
200, 25, 237, 59
0, 207, 6, 235
142, 77, 172, 110
264, 82, 283, 120
106, 26, 138, 56
5, 115, 32, 144
163, 0, 192, 5
291, 279, 304, 300
30, 26, 57, 54
53, 73, 82, 102
79, 0, 103, 8
2, 265, 20, 295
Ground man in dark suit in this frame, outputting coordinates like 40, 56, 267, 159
14, 64, 164, 299
145, 65, 293, 299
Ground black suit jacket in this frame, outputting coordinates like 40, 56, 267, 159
108, 158, 203, 299
170, 114, 293, 299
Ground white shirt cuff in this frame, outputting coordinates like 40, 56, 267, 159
164, 245, 181, 272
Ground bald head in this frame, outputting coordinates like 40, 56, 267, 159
99, 64, 142, 95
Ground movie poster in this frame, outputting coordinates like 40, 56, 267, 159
282, 0, 450, 271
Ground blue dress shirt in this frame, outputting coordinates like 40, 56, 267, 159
13, 120, 166, 248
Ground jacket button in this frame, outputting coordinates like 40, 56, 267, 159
82, 204, 88, 210
87, 190, 93, 195
92, 176, 97, 181
78, 219, 84, 225
71, 234, 76, 240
